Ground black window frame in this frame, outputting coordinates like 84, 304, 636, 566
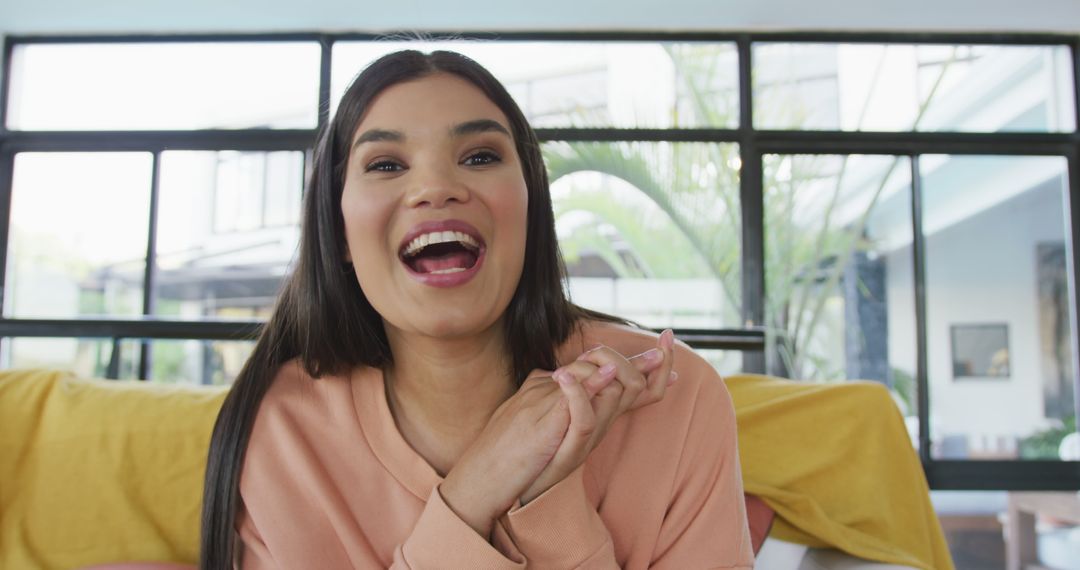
1, 30, 1078, 491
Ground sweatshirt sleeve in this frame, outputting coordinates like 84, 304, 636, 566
499, 466, 618, 569
649, 373, 755, 569
237, 485, 526, 569
392, 485, 526, 569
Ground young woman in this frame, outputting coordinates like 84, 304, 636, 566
200, 49, 753, 569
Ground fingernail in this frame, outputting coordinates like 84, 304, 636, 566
661, 329, 675, 350
642, 348, 664, 363
553, 369, 573, 386
667, 370, 679, 384
599, 363, 617, 377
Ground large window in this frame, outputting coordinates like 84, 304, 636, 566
1, 32, 1077, 489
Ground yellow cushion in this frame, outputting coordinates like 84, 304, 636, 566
0, 369, 227, 570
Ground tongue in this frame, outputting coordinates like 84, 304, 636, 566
413, 250, 476, 273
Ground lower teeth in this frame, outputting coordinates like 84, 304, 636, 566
429, 267, 467, 275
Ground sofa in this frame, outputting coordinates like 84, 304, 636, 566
0, 368, 951, 569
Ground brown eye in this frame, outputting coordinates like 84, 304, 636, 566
365, 159, 404, 173
462, 150, 502, 167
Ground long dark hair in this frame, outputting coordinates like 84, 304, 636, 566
200, 49, 620, 568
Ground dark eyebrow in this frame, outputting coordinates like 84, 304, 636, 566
451, 119, 512, 139
352, 120, 511, 151
352, 128, 404, 150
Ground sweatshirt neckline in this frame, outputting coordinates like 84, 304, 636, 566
352, 366, 443, 501
348, 324, 590, 501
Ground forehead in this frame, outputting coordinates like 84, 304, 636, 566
354, 72, 513, 137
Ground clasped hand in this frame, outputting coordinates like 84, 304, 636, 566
441, 330, 677, 538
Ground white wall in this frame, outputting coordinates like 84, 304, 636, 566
1, 0, 1079, 36
887, 174, 1070, 452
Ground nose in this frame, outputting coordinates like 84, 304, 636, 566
404, 161, 470, 209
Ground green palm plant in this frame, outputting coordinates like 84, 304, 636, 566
543, 44, 960, 381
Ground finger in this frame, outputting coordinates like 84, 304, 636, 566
589, 379, 623, 447
558, 360, 616, 398
582, 344, 666, 376
628, 347, 666, 375
576, 346, 648, 413
576, 344, 670, 411
638, 329, 677, 410
553, 369, 597, 458
516, 371, 565, 410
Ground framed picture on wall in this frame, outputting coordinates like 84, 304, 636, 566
950, 323, 1010, 380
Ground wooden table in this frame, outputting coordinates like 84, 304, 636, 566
1007, 492, 1080, 570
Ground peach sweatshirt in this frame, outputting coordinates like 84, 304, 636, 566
236, 321, 754, 569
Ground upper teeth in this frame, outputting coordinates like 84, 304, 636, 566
402, 230, 481, 257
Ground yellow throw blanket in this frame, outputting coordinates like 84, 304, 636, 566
1, 369, 952, 569
726, 373, 955, 570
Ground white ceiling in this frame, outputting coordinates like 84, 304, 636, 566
1, 0, 1078, 35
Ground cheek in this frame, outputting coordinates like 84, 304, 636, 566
487, 180, 530, 289
506, 185, 530, 254
340, 185, 394, 259
486, 169, 529, 224
340, 188, 399, 311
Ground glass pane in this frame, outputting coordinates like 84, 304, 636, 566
754, 43, 1076, 132
922, 155, 1076, 461
332, 41, 738, 129
5, 153, 152, 318
148, 339, 255, 385
544, 141, 741, 328
7, 42, 320, 130
764, 154, 919, 441
0, 337, 251, 384
1, 337, 141, 379
155, 151, 302, 318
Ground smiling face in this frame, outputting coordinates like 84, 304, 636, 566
340, 72, 529, 341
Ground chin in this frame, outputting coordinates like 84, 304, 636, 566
424, 315, 500, 340
383, 307, 500, 341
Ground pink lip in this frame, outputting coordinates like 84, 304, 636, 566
398, 219, 487, 289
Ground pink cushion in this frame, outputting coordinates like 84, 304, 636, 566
746, 493, 776, 555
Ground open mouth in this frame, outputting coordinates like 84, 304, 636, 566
399, 230, 484, 275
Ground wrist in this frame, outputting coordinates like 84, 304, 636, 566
440, 472, 498, 539
519, 479, 548, 506
519, 462, 577, 507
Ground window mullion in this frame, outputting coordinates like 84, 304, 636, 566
738, 35, 765, 374
0, 150, 13, 315
137, 151, 162, 381
1068, 151, 1080, 431
910, 154, 932, 465
318, 35, 333, 130
0, 36, 12, 133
